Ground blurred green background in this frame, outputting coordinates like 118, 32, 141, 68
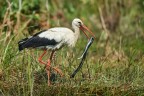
0, 0, 144, 95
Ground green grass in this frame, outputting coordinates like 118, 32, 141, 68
0, 0, 144, 95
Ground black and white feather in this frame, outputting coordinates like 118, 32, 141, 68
18, 18, 83, 51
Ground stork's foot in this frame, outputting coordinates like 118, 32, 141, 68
45, 59, 64, 86
46, 59, 63, 77
45, 59, 51, 86
53, 66, 64, 77
46, 70, 51, 86
50, 72, 57, 82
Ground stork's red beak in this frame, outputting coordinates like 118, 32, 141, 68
80, 25, 96, 40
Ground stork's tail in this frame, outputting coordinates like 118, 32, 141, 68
18, 38, 28, 51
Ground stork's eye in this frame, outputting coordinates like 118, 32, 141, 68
78, 22, 81, 25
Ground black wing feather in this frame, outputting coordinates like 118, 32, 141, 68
18, 36, 58, 51
18, 30, 58, 51
25, 36, 58, 48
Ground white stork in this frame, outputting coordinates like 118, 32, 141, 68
18, 18, 96, 85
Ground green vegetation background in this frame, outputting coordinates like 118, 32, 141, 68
0, 0, 144, 95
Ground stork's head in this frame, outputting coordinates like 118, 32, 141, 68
72, 18, 96, 39
72, 18, 83, 27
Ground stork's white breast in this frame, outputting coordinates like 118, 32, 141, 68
38, 27, 75, 48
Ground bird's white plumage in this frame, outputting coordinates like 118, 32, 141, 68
37, 26, 80, 50
36, 18, 83, 50
39, 28, 73, 42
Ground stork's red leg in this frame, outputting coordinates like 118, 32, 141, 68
46, 59, 51, 86
38, 50, 63, 85
38, 50, 47, 65
49, 50, 63, 76
45, 50, 54, 86
38, 50, 63, 74
50, 50, 55, 60
45, 51, 63, 85
46, 59, 63, 85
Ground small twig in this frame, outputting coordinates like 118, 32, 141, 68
14, 0, 22, 34
98, 6, 110, 55
2, 0, 13, 42
98, 7, 108, 33
2, 0, 13, 25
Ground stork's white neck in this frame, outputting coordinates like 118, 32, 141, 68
71, 25, 80, 47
